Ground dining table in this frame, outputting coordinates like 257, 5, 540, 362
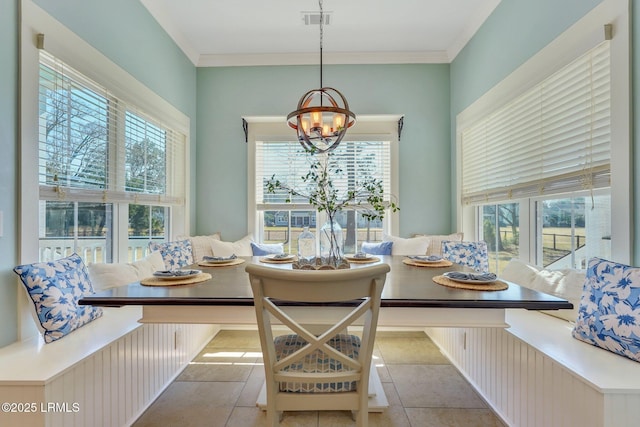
78, 255, 573, 411
79, 255, 573, 329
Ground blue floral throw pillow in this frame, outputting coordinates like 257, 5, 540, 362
13, 254, 103, 343
361, 241, 393, 256
572, 257, 640, 363
442, 240, 489, 273
149, 239, 194, 269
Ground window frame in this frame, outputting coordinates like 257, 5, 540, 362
246, 115, 401, 242
456, 0, 630, 266
20, 1, 191, 267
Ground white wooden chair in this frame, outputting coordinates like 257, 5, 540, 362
246, 263, 390, 427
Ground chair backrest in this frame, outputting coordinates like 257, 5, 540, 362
246, 263, 389, 423
442, 240, 489, 273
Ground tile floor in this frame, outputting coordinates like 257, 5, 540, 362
133, 330, 505, 427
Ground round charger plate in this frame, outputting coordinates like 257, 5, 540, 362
432, 275, 508, 291
443, 271, 498, 284
402, 258, 453, 268
153, 269, 202, 280
198, 258, 246, 267
141, 272, 212, 287
201, 257, 239, 264
344, 255, 380, 264
260, 255, 297, 264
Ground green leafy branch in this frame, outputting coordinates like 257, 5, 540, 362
265, 151, 399, 224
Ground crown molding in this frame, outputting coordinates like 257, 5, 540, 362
197, 51, 450, 67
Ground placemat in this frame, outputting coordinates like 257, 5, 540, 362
432, 275, 508, 291
344, 256, 380, 264
197, 258, 246, 268
259, 256, 298, 264
140, 272, 212, 287
402, 259, 453, 268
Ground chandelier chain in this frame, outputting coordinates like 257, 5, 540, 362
319, 0, 324, 88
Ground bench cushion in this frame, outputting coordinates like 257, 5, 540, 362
501, 258, 583, 322
572, 257, 640, 363
13, 254, 103, 343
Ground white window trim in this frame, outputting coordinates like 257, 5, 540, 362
246, 115, 401, 240
455, 0, 630, 264
19, 0, 191, 339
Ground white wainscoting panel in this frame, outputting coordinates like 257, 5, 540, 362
425, 319, 640, 427
0, 322, 217, 427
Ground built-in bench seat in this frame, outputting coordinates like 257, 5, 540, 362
426, 309, 640, 427
0, 306, 216, 427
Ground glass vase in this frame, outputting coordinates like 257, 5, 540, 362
297, 226, 316, 261
319, 219, 344, 264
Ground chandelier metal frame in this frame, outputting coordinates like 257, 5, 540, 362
286, 0, 356, 153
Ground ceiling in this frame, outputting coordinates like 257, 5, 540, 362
140, 0, 501, 67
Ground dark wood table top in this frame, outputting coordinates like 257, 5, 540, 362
79, 256, 574, 311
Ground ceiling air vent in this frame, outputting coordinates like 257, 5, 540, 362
301, 11, 332, 25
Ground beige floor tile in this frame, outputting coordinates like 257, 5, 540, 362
367, 383, 412, 427
405, 407, 506, 427
192, 346, 262, 363
224, 406, 266, 427
375, 332, 450, 365
205, 330, 263, 350
132, 381, 243, 427
236, 364, 267, 407
176, 361, 254, 382
280, 411, 319, 426
134, 330, 506, 426
388, 365, 486, 408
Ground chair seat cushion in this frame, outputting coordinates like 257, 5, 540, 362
274, 334, 361, 393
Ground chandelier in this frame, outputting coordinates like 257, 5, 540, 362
287, 0, 356, 153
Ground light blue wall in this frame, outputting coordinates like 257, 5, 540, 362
196, 64, 451, 240
0, 0, 197, 348
0, 0, 19, 347
451, 0, 603, 114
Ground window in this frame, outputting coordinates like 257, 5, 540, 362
37, 51, 186, 262
480, 203, 520, 273
537, 194, 610, 269
247, 117, 399, 255
457, 1, 630, 273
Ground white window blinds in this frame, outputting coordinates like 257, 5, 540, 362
38, 51, 185, 205
255, 140, 392, 210
460, 41, 611, 204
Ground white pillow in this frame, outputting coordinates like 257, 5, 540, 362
88, 263, 138, 291
210, 234, 253, 257
501, 258, 584, 322
418, 233, 464, 257
88, 251, 166, 291
176, 232, 221, 262
130, 251, 166, 278
382, 234, 430, 256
